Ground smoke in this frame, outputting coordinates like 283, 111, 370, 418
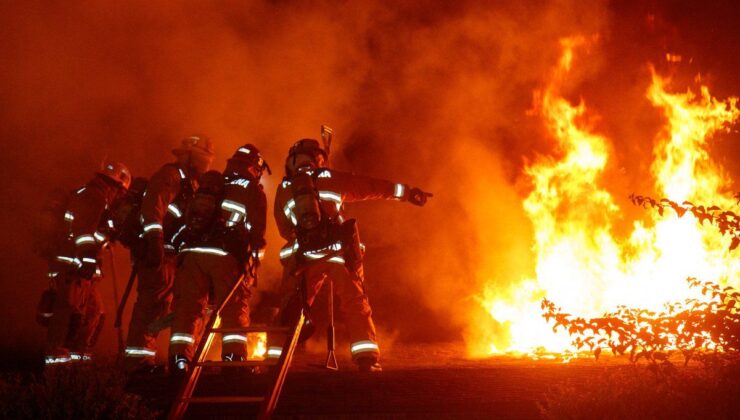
1, 1, 739, 361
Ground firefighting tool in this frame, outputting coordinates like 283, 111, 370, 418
289, 249, 344, 370
168, 276, 307, 420
325, 278, 338, 370
115, 263, 138, 353
320, 124, 333, 160
106, 246, 125, 353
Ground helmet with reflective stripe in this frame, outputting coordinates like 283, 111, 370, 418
285, 139, 327, 176
98, 161, 131, 189
227, 144, 271, 177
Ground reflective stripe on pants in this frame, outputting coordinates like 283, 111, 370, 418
124, 254, 175, 367
169, 252, 251, 362
276, 256, 379, 363
45, 272, 104, 357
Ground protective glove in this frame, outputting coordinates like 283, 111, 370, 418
144, 233, 165, 269
407, 187, 433, 206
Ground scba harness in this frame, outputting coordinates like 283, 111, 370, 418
285, 168, 364, 272
176, 171, 260, 272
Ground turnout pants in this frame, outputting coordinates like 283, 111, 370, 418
45, 272, 104, 363
124, 254, 175, 367
274, 256, 379, 363
169, 252, 251, 362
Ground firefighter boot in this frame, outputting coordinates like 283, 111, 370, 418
170, 354, 190, 382
357, 357, 382, 373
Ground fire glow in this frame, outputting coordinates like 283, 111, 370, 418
476, 37, 740, 356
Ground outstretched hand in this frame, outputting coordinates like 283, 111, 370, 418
408, 187, 433, 206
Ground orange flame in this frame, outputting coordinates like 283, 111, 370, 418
472, 37, 739, 357
247, 332, 267, 360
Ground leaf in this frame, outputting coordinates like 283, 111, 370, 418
594, 347, 602, 361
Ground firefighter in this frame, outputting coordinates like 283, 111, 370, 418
168, 144, 268, 374
44, 161, 132, 365
124, 136, 214, 373
274, 139, 431, 372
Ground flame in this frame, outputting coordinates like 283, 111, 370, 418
472, 37, 740, 356
247, 332, 267, 360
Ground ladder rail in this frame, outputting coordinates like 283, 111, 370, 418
168, 275, 246, 420
258, 310, 305, 419
169, 250, 329, 419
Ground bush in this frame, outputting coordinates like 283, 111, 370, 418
542, 278, 740, 366
0, 361, 158, 419
539, 193, 740, 419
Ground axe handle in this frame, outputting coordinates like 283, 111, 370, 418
114, 265, 138, 328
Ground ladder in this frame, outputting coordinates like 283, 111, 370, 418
168, 278, 305, 420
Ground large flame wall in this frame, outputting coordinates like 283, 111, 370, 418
472, 37, 739, 356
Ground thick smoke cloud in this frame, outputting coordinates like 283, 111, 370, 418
1, 1, 739, 361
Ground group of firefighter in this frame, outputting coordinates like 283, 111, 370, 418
35, 133, 431, 377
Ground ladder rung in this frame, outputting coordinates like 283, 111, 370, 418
197, 360, 278, 367
209, 326, 292, 334
187, 396, 265, 404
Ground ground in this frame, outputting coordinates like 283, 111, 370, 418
132, 342, 618, 419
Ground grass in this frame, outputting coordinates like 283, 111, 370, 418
539, 362, 740, 419
0, 360, 159, 419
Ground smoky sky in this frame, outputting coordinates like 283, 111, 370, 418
1, 0, 739, 360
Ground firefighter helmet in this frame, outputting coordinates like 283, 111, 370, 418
172, 135, 215, 157
98, 161, 132, 189
285, 139, 327, 176
226, 144, 271, 178
173, 135, 215, 175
